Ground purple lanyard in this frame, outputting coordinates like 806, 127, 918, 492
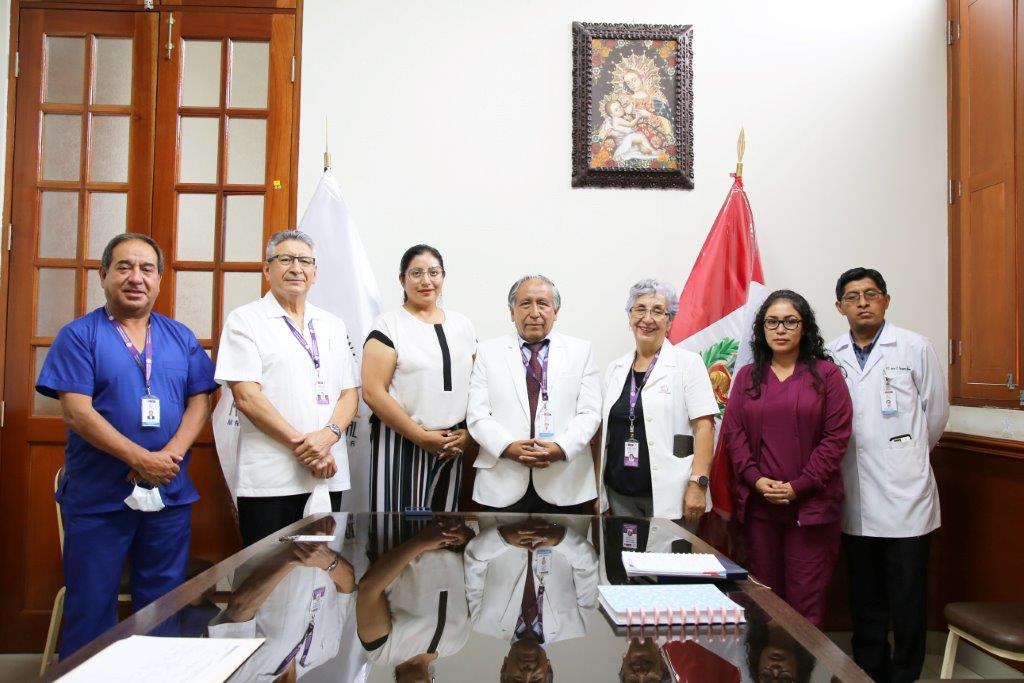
107, 311, 153, 393
628, 352, 660, 422
284, 317, 320, 371
520, 342, 550, 401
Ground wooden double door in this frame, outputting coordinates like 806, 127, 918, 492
0, 3, 299, 650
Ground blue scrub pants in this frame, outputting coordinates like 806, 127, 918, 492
59, 503, 191, 659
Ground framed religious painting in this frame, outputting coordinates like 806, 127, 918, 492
572, 22, 694, 189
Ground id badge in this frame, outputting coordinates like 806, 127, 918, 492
622, 522, 638, 550
535, 548, 553, 576
537, 404, 554, 439
141, 395, 161, 428
623, 438, 640, 468
309, 586, 326, 614
881, 387, 898, 416
315, 377, 330, 406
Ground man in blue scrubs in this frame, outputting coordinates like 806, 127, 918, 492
36, 233, 218, 658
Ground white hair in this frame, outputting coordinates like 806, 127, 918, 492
626, 278, 678, 319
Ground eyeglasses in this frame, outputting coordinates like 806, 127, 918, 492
268, 254, 316, 267
629, 306, 669, 320
841, 289, 883, 304
406, 267, 444, 280
764, 317, 802, 330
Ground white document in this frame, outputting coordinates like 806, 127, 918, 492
621, 551, 727, 578
282, 535, 337, 543
56, 635, 264, 683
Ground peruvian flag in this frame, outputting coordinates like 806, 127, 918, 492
669, 174, 766, 520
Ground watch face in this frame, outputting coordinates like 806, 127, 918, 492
698, 475, 709, 487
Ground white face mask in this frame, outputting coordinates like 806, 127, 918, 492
124, 484, 165, 512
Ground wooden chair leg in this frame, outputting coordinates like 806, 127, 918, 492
940, 629, 960, 679
40, 586, 65, 676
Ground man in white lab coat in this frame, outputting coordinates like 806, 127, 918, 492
468, 275, 602, 513
827, 267, 949, 683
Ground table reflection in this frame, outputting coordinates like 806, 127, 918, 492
114, 513, 858, 683
465, 515, 598, 681
357, 516, 474, 682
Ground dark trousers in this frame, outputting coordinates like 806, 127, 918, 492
237, 491, 342, 547
60, 504, 191, 659
744, 515, 841, 629
478, 479, 594, 515
843, 532, 931, 683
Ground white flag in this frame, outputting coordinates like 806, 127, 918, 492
300, 171, 382, 512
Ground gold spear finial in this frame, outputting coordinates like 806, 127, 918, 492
735, 127, 746, 178
323, 119, 331, 172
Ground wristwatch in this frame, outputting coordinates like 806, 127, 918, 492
326, 423, 343, 441
689, 474, 710, 488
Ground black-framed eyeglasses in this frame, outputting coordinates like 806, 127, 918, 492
268, 254, 316, 267
841, 289, 883, 304
764, 317, 802, 331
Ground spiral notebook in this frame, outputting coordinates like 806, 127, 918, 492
621, 551, 727, 578
598, 584, 746, 626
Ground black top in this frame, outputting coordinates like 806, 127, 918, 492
604, 370, 652, 497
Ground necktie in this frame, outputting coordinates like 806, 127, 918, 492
525, 342, 545, 438
516, 550, 543, 642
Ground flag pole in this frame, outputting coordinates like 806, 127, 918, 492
323, 119, 331, 172
735, 127, 745, 178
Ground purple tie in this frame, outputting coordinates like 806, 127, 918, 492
525, 342, 544, 438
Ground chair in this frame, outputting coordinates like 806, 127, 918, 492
940, 601, 1024, 678
39, 468, 214, 674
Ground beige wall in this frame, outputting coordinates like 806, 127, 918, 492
1, 1, 1020, 438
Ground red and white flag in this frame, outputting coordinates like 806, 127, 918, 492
669, 174, 766, 520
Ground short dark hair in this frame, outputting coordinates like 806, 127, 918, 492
101, 233, 164, 274
835, 267, 887, 301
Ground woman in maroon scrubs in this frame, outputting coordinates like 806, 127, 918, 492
721, 289, 852, 627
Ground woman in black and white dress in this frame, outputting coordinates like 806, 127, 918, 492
362, 245, 476, 515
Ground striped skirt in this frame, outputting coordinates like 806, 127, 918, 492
368, 416, 462, 515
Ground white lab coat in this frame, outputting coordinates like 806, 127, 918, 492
597, 344, 719, 519
467, 332, 602, 507
827, 323, 949, 537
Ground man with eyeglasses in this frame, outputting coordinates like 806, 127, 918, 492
215, 230, 359, 546
468, 274, 602, 513
826, 267, 949, 683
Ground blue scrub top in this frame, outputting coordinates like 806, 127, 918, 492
36, 307, 219, 514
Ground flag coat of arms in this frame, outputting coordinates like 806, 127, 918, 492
669, 174, 766, 520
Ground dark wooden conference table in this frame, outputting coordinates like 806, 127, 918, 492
43, 512, 872, 682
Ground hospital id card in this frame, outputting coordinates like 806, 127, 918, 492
537, 404, 554, 439
141, 395, 160, 428
623, 438, 640, 468
535, 548, 553, 576
881, 387, 897, 416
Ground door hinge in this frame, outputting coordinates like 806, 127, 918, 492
946, 20, 959, 45
290, 56, 296, 83
0, 401, 5, 429
948, 339, 955, 365
947, 179, 954, 205
165, 15, 175, 60
6, 223, 10, 251
13, 51, 18, 78
1007, 373, 1018, 390
1019, 390, 1023, 408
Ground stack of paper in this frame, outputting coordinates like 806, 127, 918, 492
621, 551, 727, 578
598, 584, 745, 625
56, 635, 265, 683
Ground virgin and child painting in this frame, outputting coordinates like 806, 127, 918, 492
572, 23, 694, 189
590, 45, 678, 170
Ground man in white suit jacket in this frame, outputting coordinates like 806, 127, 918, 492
468, 275, 602, 513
